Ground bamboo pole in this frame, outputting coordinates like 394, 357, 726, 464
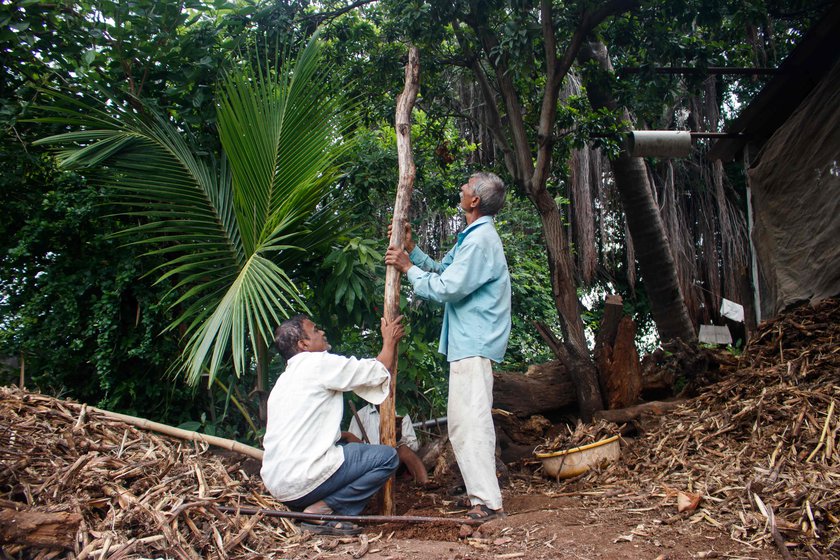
85, 405, 264, 460
381, 45, 420, 516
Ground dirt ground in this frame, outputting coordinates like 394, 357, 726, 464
282, 473, 783, 560
3, 299, 836, 559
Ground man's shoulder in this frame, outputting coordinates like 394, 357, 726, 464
461, 220, 503, 249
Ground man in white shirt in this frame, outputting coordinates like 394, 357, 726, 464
260, 314, 404, 535
345, 404, 428, 484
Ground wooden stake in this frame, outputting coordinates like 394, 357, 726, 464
380, 45, 419, 516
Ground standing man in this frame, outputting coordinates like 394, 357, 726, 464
384, 172, 511, 521
261, 314, 404, 535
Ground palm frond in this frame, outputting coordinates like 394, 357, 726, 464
180, 254, 304, 385
35, 32, 358, 387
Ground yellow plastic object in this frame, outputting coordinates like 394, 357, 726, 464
535, 435, 621, 479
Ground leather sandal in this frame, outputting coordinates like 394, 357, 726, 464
300, 520, 363, 535
465, 504, 506, 522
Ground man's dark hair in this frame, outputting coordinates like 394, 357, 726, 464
274, 314, 309, 360
470, 172, 506, 216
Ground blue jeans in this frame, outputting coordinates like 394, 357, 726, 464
285, 443, 398, 515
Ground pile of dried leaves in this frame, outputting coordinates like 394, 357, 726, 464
0, 388, 298, 560
567, 297, 840, 559
533, 419, 621, 455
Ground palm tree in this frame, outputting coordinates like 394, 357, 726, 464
36, 35, 356, 422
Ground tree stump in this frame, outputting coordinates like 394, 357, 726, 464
594, 295, 643, 409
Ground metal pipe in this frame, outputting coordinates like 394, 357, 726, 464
217, 505, 482, 526
413, 416, 447, 429
626, 130, 692, 157
618, 66, 781, 75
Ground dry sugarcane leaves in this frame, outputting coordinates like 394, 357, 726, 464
0, 388, 301, 559
554, 297, 839, 558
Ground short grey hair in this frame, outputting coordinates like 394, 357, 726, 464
274, 315, 309, 361
470, 172, 506, 216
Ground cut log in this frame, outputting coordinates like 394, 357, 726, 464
493, 358, 679, 419
593, 400, 684, 423
0, 507, 81, 549
493, 361, 575, 416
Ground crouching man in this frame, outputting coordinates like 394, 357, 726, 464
260, 314, 405, 536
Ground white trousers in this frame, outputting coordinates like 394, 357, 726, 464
448, 356, 502, 510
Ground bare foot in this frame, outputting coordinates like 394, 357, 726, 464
303, 500, 332, 515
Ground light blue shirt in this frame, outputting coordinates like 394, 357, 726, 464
406, 215, 511, 363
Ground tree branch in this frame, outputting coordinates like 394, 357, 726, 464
452, 24, 517, 176
467, 5, 534, 190
534, 0, 637, 189
304, 0, 379, 24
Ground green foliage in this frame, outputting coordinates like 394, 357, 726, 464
320, 237, 383, 325
496, 197, 558, 370
35, 33, 357, 390
1, 0, 824, 438
0, 153, 200, 422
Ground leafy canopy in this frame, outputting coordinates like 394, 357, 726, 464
36, 32, 357, 386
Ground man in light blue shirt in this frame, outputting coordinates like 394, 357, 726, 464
385, 172, 511, 521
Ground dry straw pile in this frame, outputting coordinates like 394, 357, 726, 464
0, 388, 297, 559
568, 298, 839, 559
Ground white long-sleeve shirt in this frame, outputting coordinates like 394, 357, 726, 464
260, 351, 391, 501
347, 404, 419, 451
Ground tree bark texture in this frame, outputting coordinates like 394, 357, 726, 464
0, 508, 81, 549
380, 45, 419, 516
492, 361, 576, 416
593, 295, 643, 409
578, 40, 697, 344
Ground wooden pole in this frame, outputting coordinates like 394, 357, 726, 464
380, 45, 419, 516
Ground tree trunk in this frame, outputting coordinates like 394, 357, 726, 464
579, 40, 696, 344
492, 361, 576, 415
458, 3, 644, 421
380, 45, 419, 516
533, 316, 603, 422
611, 154, 697, 343
531, 188, 588, 352
593, 295, 643, 409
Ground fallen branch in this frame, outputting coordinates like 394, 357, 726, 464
0, 508, 81, 549
593, 400, 684, 423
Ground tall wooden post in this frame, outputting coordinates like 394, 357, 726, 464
380, 45, 419, 516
